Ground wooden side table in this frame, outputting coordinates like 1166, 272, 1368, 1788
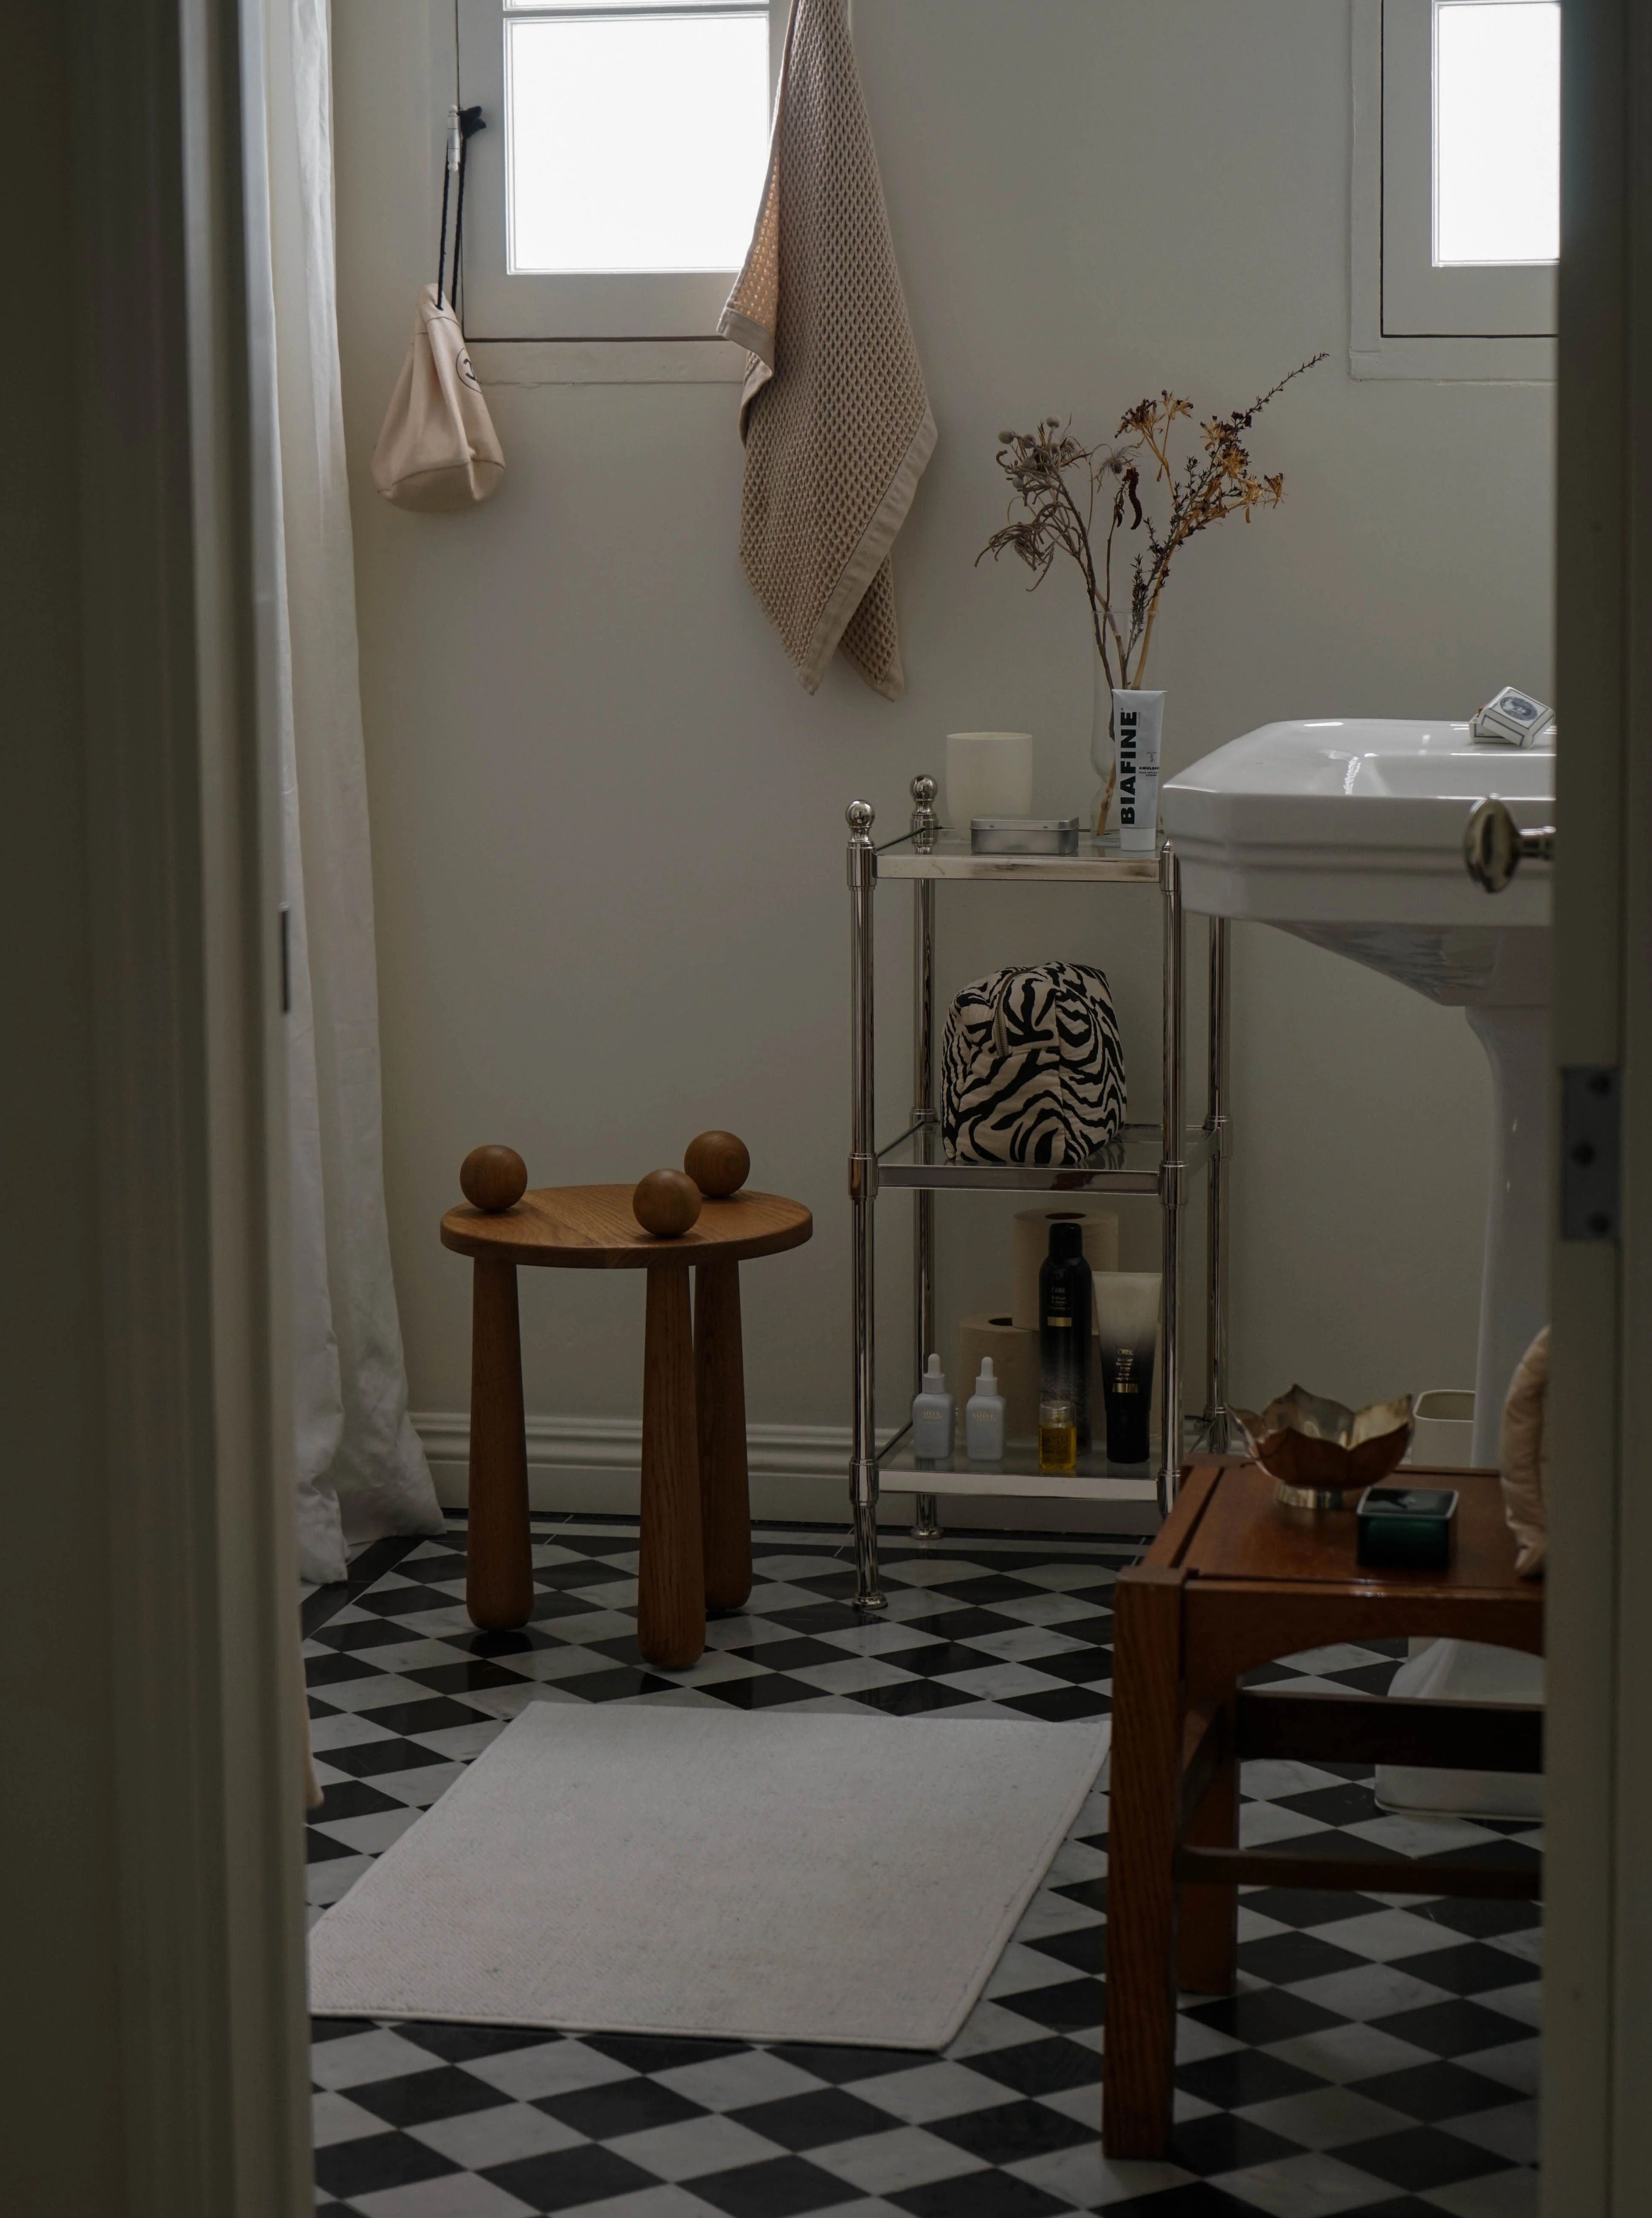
1102, 1457, 1544, 2161
440, 1185, 812, 1669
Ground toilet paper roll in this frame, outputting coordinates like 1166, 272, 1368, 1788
1010, 1209, 1120, 1331
958, 1314, 1105, 1449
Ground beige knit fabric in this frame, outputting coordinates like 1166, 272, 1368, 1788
1498, 1323, 1549, 1578
720, 0, 935, 697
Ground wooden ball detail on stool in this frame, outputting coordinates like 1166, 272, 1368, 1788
684, 1130, 750, 1199
633, 1169, 703, 1238
460, 1144, 528, 1214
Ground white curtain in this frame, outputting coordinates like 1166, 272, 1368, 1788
253, 0, 445, 1583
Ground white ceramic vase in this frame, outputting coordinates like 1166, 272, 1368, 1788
946, 731, 1034, 828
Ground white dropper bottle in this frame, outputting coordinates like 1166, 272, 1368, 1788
911, 1353, 954, 1461
966, 1355, 1006, 1462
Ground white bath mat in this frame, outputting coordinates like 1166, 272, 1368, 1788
309, 1704, 1108, 2049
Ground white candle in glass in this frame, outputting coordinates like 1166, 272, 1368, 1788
945, 732, 1034, 827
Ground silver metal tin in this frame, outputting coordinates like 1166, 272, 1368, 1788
969, 815, 1082, 855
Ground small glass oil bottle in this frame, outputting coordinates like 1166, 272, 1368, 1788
1039, 1396, 1078, 1475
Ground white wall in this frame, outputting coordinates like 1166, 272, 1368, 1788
331, 1, 1550, 1501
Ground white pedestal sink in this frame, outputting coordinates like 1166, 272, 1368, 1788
1163, 720, 1552, 1817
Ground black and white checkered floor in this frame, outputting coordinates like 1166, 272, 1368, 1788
305, 1515, 1541, 2218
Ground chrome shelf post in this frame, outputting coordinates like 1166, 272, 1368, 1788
846, 800, 885, 1609
909, 776, 942, 1542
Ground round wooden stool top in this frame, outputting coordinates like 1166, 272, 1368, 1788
440, 1184, 812, 1269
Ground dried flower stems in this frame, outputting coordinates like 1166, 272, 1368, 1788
978, 352, 1327, 697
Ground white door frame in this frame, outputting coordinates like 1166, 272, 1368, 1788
1543, 1, 1652, 2211
4, 0, 310, 2211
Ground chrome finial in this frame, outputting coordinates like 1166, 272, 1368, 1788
846, 799, 875, 839
909, 773, 939, 853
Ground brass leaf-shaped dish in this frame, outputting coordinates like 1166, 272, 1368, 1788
1230, 1385, 1415, 1505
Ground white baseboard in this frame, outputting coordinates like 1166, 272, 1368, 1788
410, 1411, 1159, 1536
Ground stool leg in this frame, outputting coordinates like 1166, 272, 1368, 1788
695, 1259, 752, 1614
638, 1265, 705, 1668
1178, 1679, 1239, 1995
466, 1258, 532, 1631
1102, 1566, 1184, 2161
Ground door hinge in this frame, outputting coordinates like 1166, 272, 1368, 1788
1560, 1066, 1620, 1242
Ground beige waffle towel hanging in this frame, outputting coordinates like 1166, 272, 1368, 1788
719, 0, 935, 698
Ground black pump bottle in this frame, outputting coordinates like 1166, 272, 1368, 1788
1038, 1220, 1093, 1452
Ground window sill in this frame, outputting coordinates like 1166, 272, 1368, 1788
467, 337, 749, 387
1349, 333, 1556, 383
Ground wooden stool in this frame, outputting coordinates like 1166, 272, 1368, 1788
440, 1186, 812, 1668
1102, 1457, 1544, 2161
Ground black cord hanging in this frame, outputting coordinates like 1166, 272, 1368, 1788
451, 107, 486, 317
435, 104, 486, 314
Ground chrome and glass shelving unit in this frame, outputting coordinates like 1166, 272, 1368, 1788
844, 776, 1232, 1612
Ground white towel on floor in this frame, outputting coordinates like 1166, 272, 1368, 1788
720, 0, 936, 698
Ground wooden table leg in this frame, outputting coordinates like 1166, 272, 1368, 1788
638, 1265, 705, 1668
466, 1257, 532, 1631
695, 1259, 752, 1615
1102, 1565, 1185, 2161
1179, 1678, 1239, 1995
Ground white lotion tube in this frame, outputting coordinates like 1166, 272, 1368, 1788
1094, 1270, 1161, 1464
1113, 690, 1164, 854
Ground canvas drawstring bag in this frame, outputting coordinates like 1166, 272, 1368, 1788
372, 105, 503, 512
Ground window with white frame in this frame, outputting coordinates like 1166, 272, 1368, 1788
1354, 0, 1559, 377
455, 0, 785, 342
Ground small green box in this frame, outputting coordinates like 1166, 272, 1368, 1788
1355, 1485, 1458, 1571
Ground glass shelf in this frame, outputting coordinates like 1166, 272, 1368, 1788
875, 828, 1161, 884
875, 1120, 1215, 1194
877, 1429, 1161, 1504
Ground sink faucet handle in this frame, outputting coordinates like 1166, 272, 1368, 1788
1465, 798, 1556, 894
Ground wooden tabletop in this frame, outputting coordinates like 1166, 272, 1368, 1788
440, 1185, 813, 1269
1161, 1459, 1534, 1598
1146, 1459, 1542, 1686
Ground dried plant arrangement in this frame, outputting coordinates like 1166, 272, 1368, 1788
978, 352, 1328, 761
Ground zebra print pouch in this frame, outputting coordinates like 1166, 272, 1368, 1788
941, 963, 1126, 1165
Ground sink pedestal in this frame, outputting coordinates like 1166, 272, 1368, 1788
1160, 721, 1556, 1829
1373, 997, 1548, 1820
1376, 1637, 1544, 1819
1281, 922, 1550, 1460
1282, 934, 1550, 1819
1465, 1000, 1551, 1467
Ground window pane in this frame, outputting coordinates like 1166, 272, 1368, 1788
1435, 2, 1559, 265
507, 17, 769, 273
